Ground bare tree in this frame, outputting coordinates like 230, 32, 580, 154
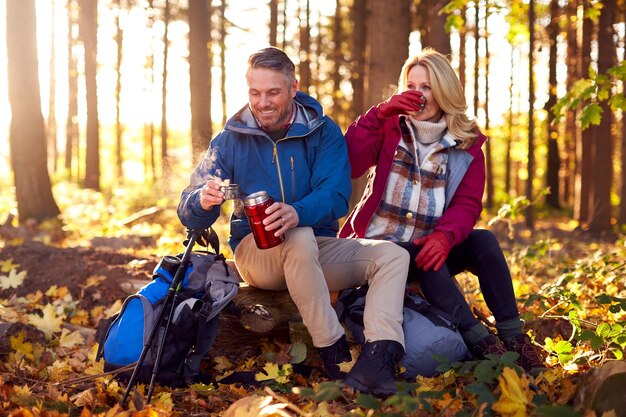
269, 0, 278, 46
414, 0, 451, 55
114, 0, 126, 182
6, 0, 60, 222
188, 0, 213, 163
526, 0, 535, 228
588, 0, 616, 235
299, 0, 311, 93
161, 0, 171, 173
80, 0, 100, 191
349, 0, 411, 210
66, 0, 79, 180
219, 0, 228, 127
576, 2, 594, 224
544, 0, 561, 209
48, 0, 58, 174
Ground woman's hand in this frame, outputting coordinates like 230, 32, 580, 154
376, 90, 426, 119
413, 230, 451, 272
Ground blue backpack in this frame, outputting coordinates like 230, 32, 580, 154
335, 286, 469, 379
96, 249, 239, 387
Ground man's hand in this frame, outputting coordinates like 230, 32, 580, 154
199, 180, 225, 210
376, 90, 426, 119
263, 202, 299, 237
413, 231, 451, 272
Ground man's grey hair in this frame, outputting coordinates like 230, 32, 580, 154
248, 47, 296, 84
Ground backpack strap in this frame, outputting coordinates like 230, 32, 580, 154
403, 290, 460, 331
183, 298, 219, 384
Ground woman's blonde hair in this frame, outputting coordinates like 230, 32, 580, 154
398, 48, 477, 149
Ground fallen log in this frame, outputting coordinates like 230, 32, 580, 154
233, 284, 302, 334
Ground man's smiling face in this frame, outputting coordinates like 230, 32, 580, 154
246, 67, 297, 132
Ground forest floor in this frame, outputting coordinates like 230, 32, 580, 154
1, 209, 625, 416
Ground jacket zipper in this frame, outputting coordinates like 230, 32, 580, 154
272, 146, 286, 202
290, 157, 295, 200
270, 121, 325, 204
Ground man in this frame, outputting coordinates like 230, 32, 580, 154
177, 47, 409, 395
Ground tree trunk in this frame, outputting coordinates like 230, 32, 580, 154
66, 0, 79, 181
505, 48, 514, 197
350, 0, 411, 210
6, 0, 60, 222
414, 0, 451, 55
350, 0, 366, 121
484, 1, 493, 209
114, 0, 125, 182
618, 107, 626, 226
144, 3, 157, 182
219, 0, 227, 127
526, 0, 535, 228
473, 0, 479, 120
188, 0, 213, 164
80, 0, 100, 191
269, 0, 278, 46
545, 0, 560, 209
588, 0, 616, 235
458, 7, 467, 90
48, 0, 58, 175
564, 0, 580, 208
161, 0, 171, 174
576, 5, 593, 225
299, 0, 311, 93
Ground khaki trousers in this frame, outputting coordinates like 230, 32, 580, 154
234, 227, 409, 348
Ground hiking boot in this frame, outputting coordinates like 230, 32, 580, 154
503, 333, 547, 377
470, 333, 507, 359
345, 340, 404, 396
317, 335, 351, 380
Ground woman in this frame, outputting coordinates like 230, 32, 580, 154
339, 48, 545, 376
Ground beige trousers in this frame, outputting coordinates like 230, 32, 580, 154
234, 227, 409, 348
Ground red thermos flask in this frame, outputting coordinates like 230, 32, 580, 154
243, 191, 285, 249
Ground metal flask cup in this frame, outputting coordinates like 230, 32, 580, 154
243, 191, 285, 249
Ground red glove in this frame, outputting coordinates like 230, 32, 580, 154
413, 231, 451, 272
376, 90, 427, 119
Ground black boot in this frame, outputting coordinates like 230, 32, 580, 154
345, 340, 404, 396
317, 335, 351, 380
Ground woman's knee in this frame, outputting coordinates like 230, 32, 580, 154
467, 229, 501, 256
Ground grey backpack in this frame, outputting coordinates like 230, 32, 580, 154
335, 286, 469, 379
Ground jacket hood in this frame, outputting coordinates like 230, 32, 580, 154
225, 91, 324, 137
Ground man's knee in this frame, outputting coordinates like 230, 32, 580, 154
283, 227, 319, 259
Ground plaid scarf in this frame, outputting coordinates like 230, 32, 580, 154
365, 117, 457, 242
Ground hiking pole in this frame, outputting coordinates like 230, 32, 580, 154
120, 228, 204, 407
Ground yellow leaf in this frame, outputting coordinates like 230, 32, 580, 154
48, 359, 73, 382
46, 285, 70, 299
71, 388, 95, 407
0, 258, 20, 273
82, 275, 107, 289
255, 363, 292, 384
214, 355, 234, 372
223, 395, 289, 417
70, 309, 90, 326
491, 367, 532, 417
151, 392, 174, 413
0, 268, 27, 290
26, 304, 65, 338
59, 328, 85, 349
10, 384, 34, 406
10, 332, 35, 361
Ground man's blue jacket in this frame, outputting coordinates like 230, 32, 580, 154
177, 91, 352, 252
